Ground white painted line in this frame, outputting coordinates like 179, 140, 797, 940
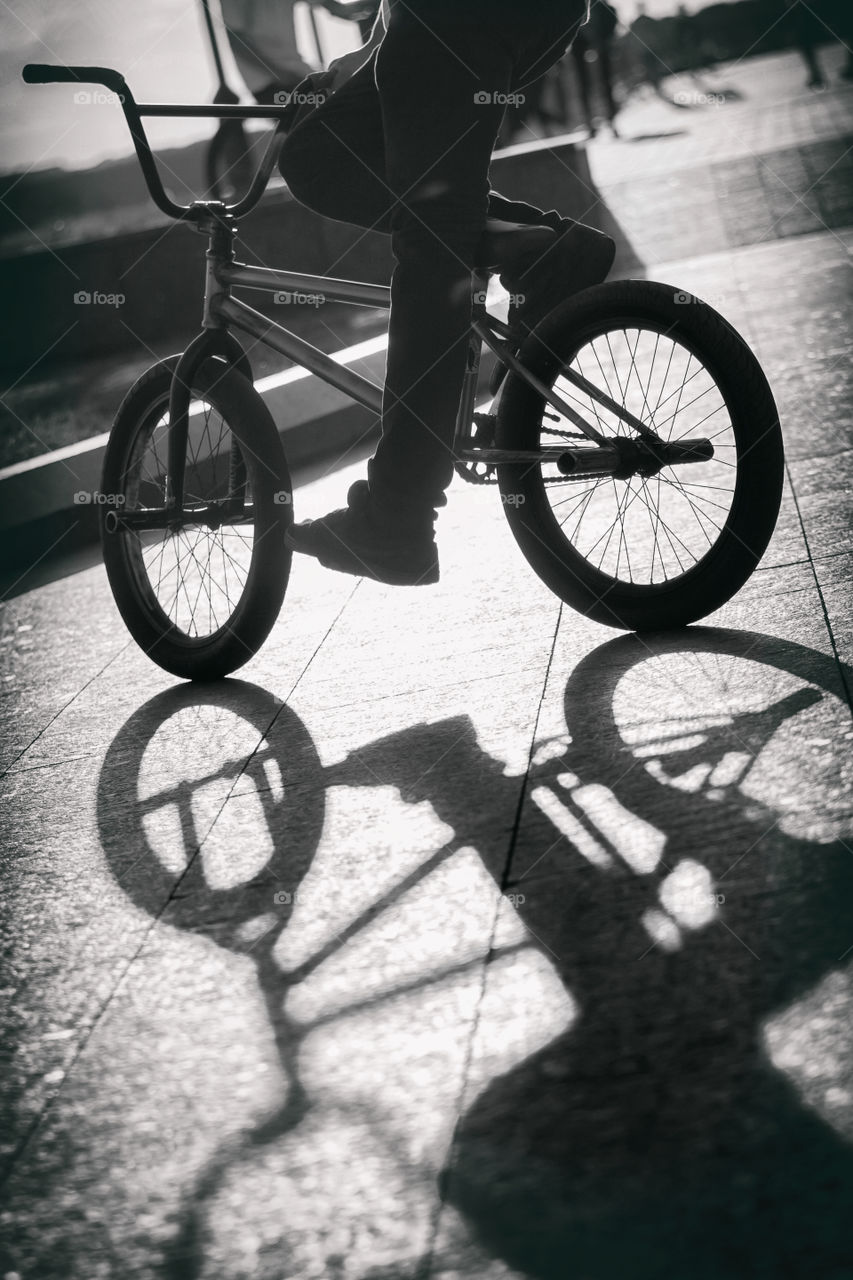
0, 331, 390, 483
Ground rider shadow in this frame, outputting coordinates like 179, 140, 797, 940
95, 628, 853, 1279
438, 631, 853, 1279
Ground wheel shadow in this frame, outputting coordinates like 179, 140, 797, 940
444, 629, 853, 1279
89, 627, 853, 1278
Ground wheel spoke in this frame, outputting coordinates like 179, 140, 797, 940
120, 393, 258, 642
528, 318, 742, 587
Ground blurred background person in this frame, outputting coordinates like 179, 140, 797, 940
220, 0, 316, 103
205, 0, 376, 197
219, 0, 379, 103
628, 2, 689, 106
570, 0, 620, 137
782, 0, 826, 90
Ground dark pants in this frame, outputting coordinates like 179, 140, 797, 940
279, 0, 585, 517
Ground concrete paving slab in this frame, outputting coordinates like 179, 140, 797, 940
439, 864, 853, 1279
0, 579, 357, 776
2, 508, 851, 1275
635, 230, 853, 496
1, 825, 497, 1278
426, 561, 853, 1279
507, 558, 853, 890
811, 549, 853, 680
585, 50, 853, 188
757, 470, 807, 570
0, 752, 171, 1177
0, 564, 135, 774
788, 448, 853, 565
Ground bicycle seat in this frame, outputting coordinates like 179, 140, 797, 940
475, 220, 555, 273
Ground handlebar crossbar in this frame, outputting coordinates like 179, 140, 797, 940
22, 64, 292, 221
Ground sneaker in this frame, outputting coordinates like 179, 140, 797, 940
285, 480, 440, 586
491, 219, 616, 393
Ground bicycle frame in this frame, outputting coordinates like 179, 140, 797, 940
204, 234, 656, 462
23, 62, 715, 524
163, 204, 644, 516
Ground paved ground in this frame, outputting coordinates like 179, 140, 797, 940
583, 46, 853, 267
2, 50, 853, 1280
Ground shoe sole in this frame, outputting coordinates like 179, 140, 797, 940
285, 527, 440, 587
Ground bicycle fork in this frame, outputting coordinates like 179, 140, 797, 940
165, 209, 250, 518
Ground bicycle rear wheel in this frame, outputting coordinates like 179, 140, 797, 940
101, 356, 292, 680
496, 281, 784, 630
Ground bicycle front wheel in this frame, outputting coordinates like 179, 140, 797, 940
496, 281, 784, 630
101, 357, 292, 680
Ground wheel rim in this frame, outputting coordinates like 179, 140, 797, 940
533, 321, 740, 589
118, 388, 262, 647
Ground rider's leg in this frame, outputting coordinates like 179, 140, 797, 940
284, 2, 605, 583
367, 0, 597, 521
364, 3, 510, 517
279, 54, 568, 237
284, 10, 509, 584
279, 25, 613, 327
279, 54, 392, 231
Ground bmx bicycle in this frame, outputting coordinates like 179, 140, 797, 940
24, 63, 785, 682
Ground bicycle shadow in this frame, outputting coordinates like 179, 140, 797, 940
439, 630, 853, 1278
89, 628, 853, 1279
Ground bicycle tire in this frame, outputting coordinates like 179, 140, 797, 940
100, 356, 292, 681
496, 280, 784, 631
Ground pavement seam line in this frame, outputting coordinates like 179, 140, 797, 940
502, 603, 564, 890
420, 600, 564, 1277
0, 575, 362, 1182
0, 634, 134, 780
783, 456, 853, 716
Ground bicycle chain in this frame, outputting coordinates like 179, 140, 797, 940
455, 414, 589, 486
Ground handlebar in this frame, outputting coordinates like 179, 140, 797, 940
23, 63, 128, 90
22, 63, 293, 221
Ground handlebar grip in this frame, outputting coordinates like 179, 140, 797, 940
22, 64, 128, 95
